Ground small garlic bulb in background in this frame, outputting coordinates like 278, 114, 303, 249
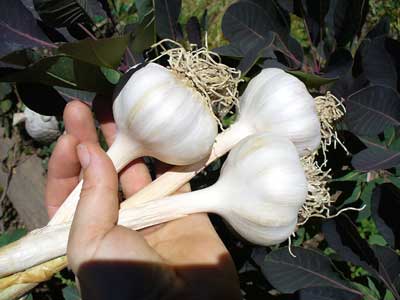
238, 68, 321, 155
13, 107, 60, 144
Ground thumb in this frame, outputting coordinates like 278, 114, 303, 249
68, 142, 119, 271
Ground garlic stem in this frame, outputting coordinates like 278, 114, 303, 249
121, 122, 253, 208
0, 189, 215, 278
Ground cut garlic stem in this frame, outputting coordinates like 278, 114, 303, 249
0, 189, 214, 279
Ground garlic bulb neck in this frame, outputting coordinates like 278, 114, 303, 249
106, 132, 144, 172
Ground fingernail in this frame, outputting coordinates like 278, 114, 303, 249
77, 144, 90, 169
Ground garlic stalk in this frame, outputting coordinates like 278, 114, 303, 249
50, 62, 219, 224
121, 67, 322, 207
0, 133, 307, 280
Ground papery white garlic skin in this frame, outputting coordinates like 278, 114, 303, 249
113, 62, 218, 165
237, 68, 321, 155
23, 107, 60, 144
211, 134, 308, 245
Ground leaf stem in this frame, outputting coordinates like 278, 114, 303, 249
77, 23, 97, 40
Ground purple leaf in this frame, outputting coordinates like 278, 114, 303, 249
0, 0, 55, 58
345, 85, 400, 136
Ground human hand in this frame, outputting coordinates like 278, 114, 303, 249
45, 99, 241, 300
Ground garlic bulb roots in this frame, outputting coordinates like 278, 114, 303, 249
314, 91, 347, 155
150, 39, 242, 125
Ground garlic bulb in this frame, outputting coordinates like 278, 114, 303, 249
122, 68, 321, 207
13, 107, 60, 144
0, 133, 307, 278
50, 62, 218, 225
110, 62, 218, 167
237, 68, 321, 155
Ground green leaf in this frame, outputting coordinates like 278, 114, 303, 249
62, 286, 81, 300
128, 15, 156, 53
1, 56, 113, 93
287, 71, 338, 88
222, 114, 237, 127
135, 0, 153, 23
0, 82, 12, 99
0, 228, 27, 247
357, 182, 376, 221
58, 36, 131, 69
368, 234, 387, 246
0, 99, 12, 114
389, 137, 400, 151
101, 67, 121, 84
388, 176, 400, 189
384, 127, 396, 146
352, 282, 380, 300
384, 289, 395, 300
340, 183, 362, 207
367, 277, 381, 298
293, 227, 305, 247
332, 170, 365, 182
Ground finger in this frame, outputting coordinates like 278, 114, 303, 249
71, 143, 119, 234
93, 96, 152, 197
46, 134, 80, 218
68, 143, 119, 271
45, 100, 98, 218
64, 100, 98, 143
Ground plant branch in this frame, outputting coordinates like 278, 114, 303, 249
77, 23, 97, 40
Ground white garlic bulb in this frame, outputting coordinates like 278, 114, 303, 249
237, 68, 321, 155
13, 107, 60, 144
112, 62, 218, 166
204, 133, 308, 245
